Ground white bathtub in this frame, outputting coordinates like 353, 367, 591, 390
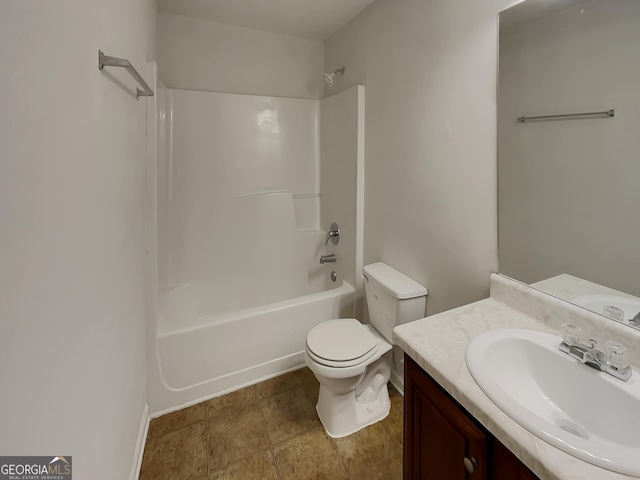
153, 280, 355, 411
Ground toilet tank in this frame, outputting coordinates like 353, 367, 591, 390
363, 262, 428, 343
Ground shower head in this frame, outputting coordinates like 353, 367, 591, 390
323, 72, 335, 87
322, 67, 346, 88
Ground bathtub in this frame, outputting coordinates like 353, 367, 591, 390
153, 280, 355, 412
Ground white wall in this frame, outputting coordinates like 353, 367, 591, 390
0, 1, 155, 478
498, 0, 640, 296
157, 13, 325, 99
325, 0, 515, 316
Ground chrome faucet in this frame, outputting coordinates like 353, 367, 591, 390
563, 339, 602, 369
320, 254, 336, 264
325, 223, 340, 246
630, 311, 640, 327
559, 323, 632, 381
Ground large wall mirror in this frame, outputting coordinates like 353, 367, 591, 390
498, 0, 640, 330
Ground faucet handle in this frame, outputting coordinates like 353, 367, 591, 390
587, 339, 597, 349
605, 340, 629, 370
325, 222, 340, 246
561, 323, 582, 346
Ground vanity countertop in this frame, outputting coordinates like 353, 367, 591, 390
393, 275, 639, 480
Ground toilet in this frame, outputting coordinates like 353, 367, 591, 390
304, 262, 427, 438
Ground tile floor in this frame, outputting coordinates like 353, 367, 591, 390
140, 367, 403, 480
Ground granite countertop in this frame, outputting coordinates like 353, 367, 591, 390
393, 274, 639, 480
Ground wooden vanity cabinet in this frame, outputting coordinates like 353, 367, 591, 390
491, 441, 539, 480
403, 354, 538, 480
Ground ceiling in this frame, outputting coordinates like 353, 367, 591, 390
157, 0, 377, 41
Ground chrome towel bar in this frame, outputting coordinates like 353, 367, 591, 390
98, 50, 154, 98
517, 109, 614, 123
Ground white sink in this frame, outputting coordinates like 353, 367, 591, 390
572, 294, 640, 328
466, 329, 640, 476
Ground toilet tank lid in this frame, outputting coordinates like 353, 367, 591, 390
363, 262, 428, 299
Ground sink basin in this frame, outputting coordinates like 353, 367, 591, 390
466, 329, 640, 476
572, 294, 640, 328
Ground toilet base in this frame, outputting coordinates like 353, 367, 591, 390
315, 358, 391, 438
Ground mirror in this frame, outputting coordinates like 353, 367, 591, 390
498, 0, 640, 329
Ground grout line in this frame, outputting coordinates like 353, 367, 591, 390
258, 392, 284, 480
202, 403, 212, 477
142, 404, 209, 479
385, 392, 405, 451
328, 435, 351, 478
378, 417, 402, 450
209, 390, 276, 476
257, 371, 305, 401
300, 370, 351, 477
263, 383, 321, 447
205, 385, 263, 476
147, 401, 206, 440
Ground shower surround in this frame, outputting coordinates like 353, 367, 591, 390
146, 67, 364, 415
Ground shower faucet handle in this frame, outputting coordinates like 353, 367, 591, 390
325, 223, 340, 246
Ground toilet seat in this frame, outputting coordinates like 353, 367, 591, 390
306, 319, 378, 368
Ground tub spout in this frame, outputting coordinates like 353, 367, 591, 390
320, 254, 336, 264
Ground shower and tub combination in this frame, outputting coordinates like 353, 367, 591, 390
145, 65, 365, 414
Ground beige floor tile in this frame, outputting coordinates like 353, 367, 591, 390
380, 386, 404, 447
139, 455, 168, 480
203, 385, 258, 418
141, 372, 405, 480
209, 450, 279, 480
274, 427, 348, 480
140, 422, 207, 480
331, 422, 401, 476
206, 404, 270, 471
297, 367, 317, 385
261, 385, 321, 445
298, 368, 320, 404
148, 403, 204, 439
350, 452, 403, 480
256, 370, 303, 399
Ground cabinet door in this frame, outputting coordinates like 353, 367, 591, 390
404, 355, 487, 480
491, 439, 538, 480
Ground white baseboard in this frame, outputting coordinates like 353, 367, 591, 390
130, 402, 150, 480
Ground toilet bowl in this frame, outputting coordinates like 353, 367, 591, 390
305, 262, 428, 438
305, 319, 392, 438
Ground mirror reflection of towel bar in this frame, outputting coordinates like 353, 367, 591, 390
517, 109, 614, 122
98, 50, 154, 98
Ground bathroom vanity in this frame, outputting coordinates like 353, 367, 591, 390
394, 274, 640, 480
404, 354, 536, 479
